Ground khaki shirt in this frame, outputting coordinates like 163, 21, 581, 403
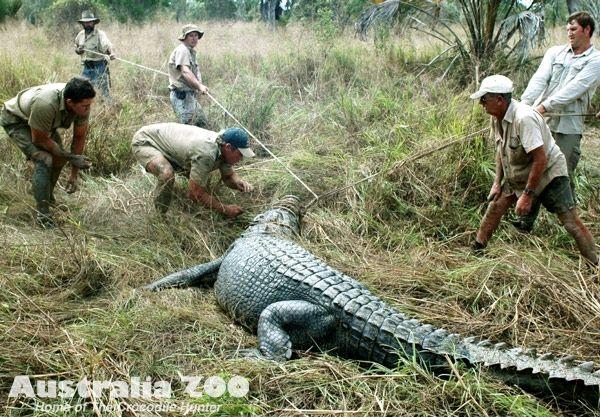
75, 28, 113, 62
133, 123, 233, 187
493, 100, 567, 195
3, 83, 88, 133
168, 43, 201, 91
521, 44, 600, 135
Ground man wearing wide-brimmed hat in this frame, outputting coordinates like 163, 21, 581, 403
167, 24, 209, 128
74, 10, 115, 98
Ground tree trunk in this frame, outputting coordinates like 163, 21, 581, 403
566, 0, 579, 14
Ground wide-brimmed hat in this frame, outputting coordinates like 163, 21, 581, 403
219, 128, 255, 158
78, 10, 100, 23
178, 24, 204, 41
470, 75, 514, 99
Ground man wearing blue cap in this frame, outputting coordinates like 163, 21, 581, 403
132, 123, 254, 217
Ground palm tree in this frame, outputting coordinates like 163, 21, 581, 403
356, 0, 545, 82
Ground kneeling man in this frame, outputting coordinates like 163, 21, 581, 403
132, 123, 254, 217
471, 75, 597, 265
0, 77, 95, 227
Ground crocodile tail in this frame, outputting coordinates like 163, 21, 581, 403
143, 257, 223, 291
377, 316, 600, 404
342, 302, 598, 403
455, 338, 600, 403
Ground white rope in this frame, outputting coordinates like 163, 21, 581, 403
544, 112, 598, 117
82, 49, 318, 199
204, 91, 318, 199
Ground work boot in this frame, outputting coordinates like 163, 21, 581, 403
32, 160, 52, 221
36, 213, 57, 229
472, 241, 486, 257
511, 219, 533, 233
154, 182, 173, 214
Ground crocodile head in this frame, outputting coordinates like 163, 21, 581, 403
242, 195, 302, 238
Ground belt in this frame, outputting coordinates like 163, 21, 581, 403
83, 60, 105, 68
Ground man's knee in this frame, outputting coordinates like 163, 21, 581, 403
147, 157, 174, 183
158, 169, 175, 183
557, 209, 585, 236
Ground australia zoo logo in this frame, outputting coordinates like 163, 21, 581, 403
8, 374, 249, 399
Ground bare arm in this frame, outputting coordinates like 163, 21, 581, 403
180, 65, 208, 94
515, 146, 547, 216
188, 179, 243, 218
32, 128, 73, 159
66, 123, 90, 192
488, 147, 504, 202
222, 172, 254, 193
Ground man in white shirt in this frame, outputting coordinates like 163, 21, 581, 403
518, 11, 600, 231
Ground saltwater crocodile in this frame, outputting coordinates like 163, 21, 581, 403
145, 195, 599, 405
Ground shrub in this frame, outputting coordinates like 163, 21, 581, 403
0, 0, 21, 22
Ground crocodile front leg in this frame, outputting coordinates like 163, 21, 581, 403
144, 257, 223, 291
258, 300, 335, 361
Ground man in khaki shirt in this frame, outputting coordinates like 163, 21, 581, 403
0, 77, 95, 227
75, 11, 115, 98
167, 24, 209, 128
470, 75, 597, 265
132, 123, 254, 216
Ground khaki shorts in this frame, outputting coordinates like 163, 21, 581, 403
0, 106, 61, 159
131, 132, 164, 170
538, 176, 575, 215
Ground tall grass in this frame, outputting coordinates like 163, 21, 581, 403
0, 19, 599, 417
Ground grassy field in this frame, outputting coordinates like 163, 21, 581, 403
0, 18, 599, 416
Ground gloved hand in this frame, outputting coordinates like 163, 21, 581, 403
69, 155, 92, 169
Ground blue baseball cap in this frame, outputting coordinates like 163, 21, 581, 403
219, 128, 255, 158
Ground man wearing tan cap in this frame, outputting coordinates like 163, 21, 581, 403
132, 124, 254, 217
168, 24, 209, 128
470, 74, 597, 266
74, 11, 115, 98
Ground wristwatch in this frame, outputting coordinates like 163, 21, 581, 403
523, 187, 536, 196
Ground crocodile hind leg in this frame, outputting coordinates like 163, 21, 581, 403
257, 300, 335, 361
143, 257, 223, 291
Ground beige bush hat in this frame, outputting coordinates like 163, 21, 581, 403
178, 24, 204, 41
78, 10, 100, 23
